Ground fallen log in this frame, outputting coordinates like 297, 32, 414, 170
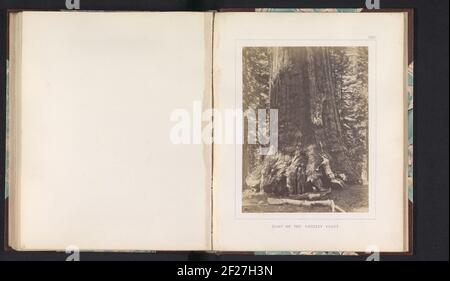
333, 204, 346, 213
267, 197, 346, 213
288, 190, 331, 200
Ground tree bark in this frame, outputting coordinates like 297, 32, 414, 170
268, 47, 358, 184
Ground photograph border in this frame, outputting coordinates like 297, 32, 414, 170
234, 38, 378, 220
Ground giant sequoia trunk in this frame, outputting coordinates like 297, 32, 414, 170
264, 47, 358, 190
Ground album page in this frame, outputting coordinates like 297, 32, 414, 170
212, 12, 408, 252
8, 11, 213, 251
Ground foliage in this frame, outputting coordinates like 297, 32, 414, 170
329, 47, 368, 182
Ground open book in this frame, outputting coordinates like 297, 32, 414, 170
6, 11, 410, 252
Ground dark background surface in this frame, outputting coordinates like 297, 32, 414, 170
0, 0, 448, 261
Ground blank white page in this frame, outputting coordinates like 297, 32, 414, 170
14, 12, 212, 251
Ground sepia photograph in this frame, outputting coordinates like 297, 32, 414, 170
243, 46, 369, 213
